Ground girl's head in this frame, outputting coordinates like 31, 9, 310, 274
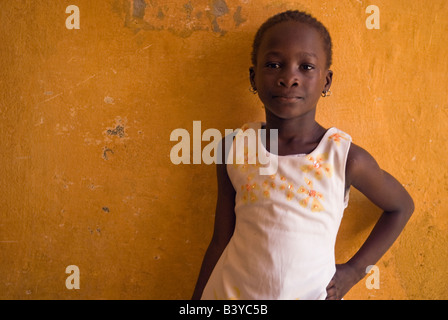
249, 10, 334, 120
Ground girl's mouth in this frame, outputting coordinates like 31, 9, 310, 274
273, 96, 303, 103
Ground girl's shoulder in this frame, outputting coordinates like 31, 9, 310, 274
347, 142, 377, 170
345, 142, 381, 188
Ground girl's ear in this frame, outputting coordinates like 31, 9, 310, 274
324, 69, 333, 92
249, 66, 256, 90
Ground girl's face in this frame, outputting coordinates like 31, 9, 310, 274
250, 21, 332, 120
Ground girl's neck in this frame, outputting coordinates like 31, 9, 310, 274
264, 109, 325, 144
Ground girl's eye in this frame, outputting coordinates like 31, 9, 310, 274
265, 62, 281, 69
301, 64, 315, 71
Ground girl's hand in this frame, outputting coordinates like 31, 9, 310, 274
325, 263, 361, 300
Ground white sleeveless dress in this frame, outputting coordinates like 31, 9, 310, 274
201, 122, 352, 300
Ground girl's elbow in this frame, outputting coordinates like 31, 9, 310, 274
407, 195, 415, 217
400, 192, 415, 220
389, 192, 414, 223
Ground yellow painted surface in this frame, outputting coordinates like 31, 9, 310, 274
0, 0, 447, 299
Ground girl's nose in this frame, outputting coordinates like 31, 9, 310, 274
277, 69, 299, 88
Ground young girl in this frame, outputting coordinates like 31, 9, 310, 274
192, 10, 414, 300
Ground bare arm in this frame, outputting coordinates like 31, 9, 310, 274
326, 143, 414, 299
191, 140, 236, 300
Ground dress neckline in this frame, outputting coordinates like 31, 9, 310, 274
257, 122, 336, 158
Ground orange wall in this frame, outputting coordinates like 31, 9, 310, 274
0, 0, 447, 299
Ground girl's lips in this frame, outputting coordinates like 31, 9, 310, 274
273, 96, 303, 102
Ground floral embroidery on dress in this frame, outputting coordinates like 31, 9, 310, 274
241, 181, 259, 203
235, 152, 330, 207
300, 153, 333, 180
232, 136, 264, 171
328, 132, 349, 146
241, 172, 299, 202
262, 179, 273, 198
297, 178, 324, 212
285, 183, 295, 201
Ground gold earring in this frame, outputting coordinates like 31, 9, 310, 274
321, 89, 332, 97
249, 87, 257, 94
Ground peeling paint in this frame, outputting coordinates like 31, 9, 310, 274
233, 6, 246, 27
102, 147, 114, 160
184, 1, 194, 17
104, 96, 115, 104
208, 11, 224, 34
133, 0, 147, 19
124, 0, 246, 37
88, 227, 101, 235
106, 125, 125, 138
210, 0, 229, 17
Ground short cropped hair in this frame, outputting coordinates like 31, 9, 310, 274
251, 10, 333, 69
